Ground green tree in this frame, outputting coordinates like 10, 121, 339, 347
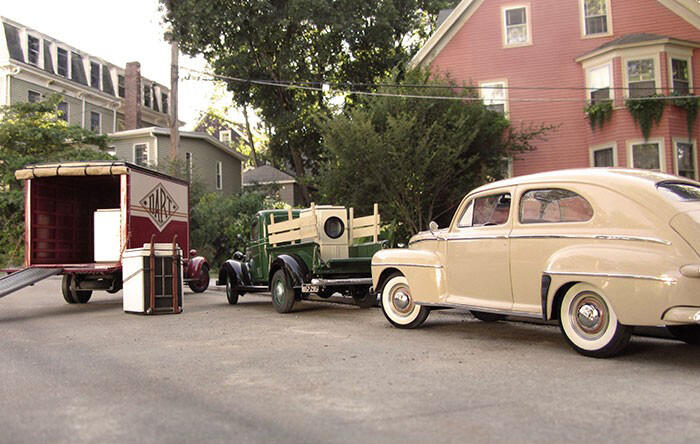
318, 69, 551, 242
0, 95, 111, 266
161, 0, 454, 204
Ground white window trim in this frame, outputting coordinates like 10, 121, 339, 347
216, 161, 223, 190
585, 62, 614, 102
27, 89, 42, 103
578, 0, 613, 39
57, 101, 70, 121
185, 152, 194, 181
107, 146, 116, 157
589, 142, 618, 167
672, 137, 698, 180
626, 138, 666, 172
667, 53, 694, 96
56, 46, 70, 78
479, 79, 509, 115
133, 142, 150, 166
622, 54, 661, 98
90, 111, 101, 133
26, 33, 41, 67
501, 4, 532, 48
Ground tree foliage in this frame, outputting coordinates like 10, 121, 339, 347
0, 95, 111, 267
161, 0, 454, 203
318, 69, 551, 241
190, 190, 286, 267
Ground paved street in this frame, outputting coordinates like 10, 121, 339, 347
1, 276, 698, 444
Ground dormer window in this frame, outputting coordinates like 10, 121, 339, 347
90, 61, 100, 89
57, 47, 68, 77
219, 130, 232, 145
27, 35, 40, 66
143, 85, 151, 108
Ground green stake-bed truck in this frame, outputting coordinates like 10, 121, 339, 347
216, 204, 387, 312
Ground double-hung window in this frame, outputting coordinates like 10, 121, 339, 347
581, 0, 610, 36
675, 140, 697, 180
27, 35, 40, 66
503, 6, 530, 47
90, 111, 101, 132
117, 75, 125, 98
587, 64, 611, 103
591, 145, 616, 167
143, 85, 151, 108
216, 162, 223, 190
90, 62, 100, 89
480, 81, 508, 114
134, 144, 148, 166
626, 58, 656, 98
219, 130, 232, 145
27, 90, 41, 103
57, 101, 69, 122
628, 140, 664, 171
671, 58, 690, 96
185, 152, 193, 182
57, 48, 68, 77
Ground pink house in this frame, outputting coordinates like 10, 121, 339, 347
414, 0, 700, 178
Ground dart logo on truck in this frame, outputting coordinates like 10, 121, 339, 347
139, 183, 179, 229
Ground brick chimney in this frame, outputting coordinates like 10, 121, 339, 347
124, 61, 142, 130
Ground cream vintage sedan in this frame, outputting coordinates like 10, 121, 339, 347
371, 168, 700, 358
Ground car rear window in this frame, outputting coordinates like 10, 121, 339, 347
519, 189, 593, 224
657, 182, 700, 201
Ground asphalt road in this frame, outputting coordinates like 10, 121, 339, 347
1, 277, 698, 444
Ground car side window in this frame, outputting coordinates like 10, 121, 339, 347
519, 189, 593, 224
458, 193, 511, 227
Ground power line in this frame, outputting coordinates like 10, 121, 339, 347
180, 66, 697, 103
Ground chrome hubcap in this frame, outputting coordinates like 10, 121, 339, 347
577, 304, 600, 329
274, 280, 285, 302
391, 286, 414, 314
571, 293, 608, 337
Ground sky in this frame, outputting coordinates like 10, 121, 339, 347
2, 0, 239, 129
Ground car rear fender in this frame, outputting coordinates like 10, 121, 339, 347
186, 255, 209, 281
371, 248, 445, 304
269, 254, 309, 289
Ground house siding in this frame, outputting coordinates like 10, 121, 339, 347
429, 0, 700, 176
155, 134, 242, 194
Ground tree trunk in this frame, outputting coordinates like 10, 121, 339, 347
289, 143, 311, 205
242, 104, 260, 167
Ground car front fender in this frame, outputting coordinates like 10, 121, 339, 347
218, 259, 253, 287
185, 255, 209, 281
371, 248, 446, 305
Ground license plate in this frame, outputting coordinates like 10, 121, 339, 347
302, 284, 320, 293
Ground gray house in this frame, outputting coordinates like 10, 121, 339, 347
110, 127, 246, 194
243, 165, 302, 206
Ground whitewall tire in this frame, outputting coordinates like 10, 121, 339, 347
559, 283, 632, 358
381, 274, 429, 329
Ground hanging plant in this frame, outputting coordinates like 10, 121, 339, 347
585, 100, 613, 130
625, 95, 665, 140
671, 96, 699, 139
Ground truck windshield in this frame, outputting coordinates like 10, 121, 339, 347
657, 182, 700, 201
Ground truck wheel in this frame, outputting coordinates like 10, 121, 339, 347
667, 325, 700, 345
351, 286, 376, 308
380, 274, 429, 328
559, 283, 632, 358
225, 274, 239, 305
61, 275, 92, 304
271, 270, 296, 313
188, 264, 210, 293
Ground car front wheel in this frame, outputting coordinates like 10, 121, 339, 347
559, 283, 632, 358
188, 264, 210, 293
225, 274, 239, 305
380, 274, 429, 329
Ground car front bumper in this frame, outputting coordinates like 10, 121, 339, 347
662, 306, 700, 324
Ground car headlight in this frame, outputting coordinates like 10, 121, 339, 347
324, 216, 345, 239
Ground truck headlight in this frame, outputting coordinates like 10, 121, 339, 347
324, 216, 345, 239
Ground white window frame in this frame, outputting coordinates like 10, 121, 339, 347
133, 143, 150, 166
216, 161, 223, 190
26, 34, 41, 66
27, 90, 42, 103
668, 53, 693, 96
219, 130, 232, 144
57, 101, 69, 122
479, 80, 509, 115
107, 146, 116, 157
589, 142, 618, 167
622, 54, 661, 98
672, 137, 698, 180
90, 111, 101, 133
626, 138, 666, 172
56, 46, 69, 78
579, 0, 613, 38
501, 4, 532, 48
585, 62, 614, 102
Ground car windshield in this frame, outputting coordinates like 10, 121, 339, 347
657, 182, 700, 201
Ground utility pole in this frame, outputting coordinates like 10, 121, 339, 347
169, 37, 180, 162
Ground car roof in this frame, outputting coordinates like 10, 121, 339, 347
471, 168, 694, 195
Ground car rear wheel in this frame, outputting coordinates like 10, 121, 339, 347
225, 274, 239, 305
271, 269, 296, 313
380, 274, 429, 329
667, 325, 700, 345
188, 264, 210, 293
559, 283, 632, 358
61, 275, 92, 304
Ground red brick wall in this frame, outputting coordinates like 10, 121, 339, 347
430, 0, 700, 177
